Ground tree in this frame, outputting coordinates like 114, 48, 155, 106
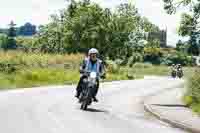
2, 21, 17, 50
0, 34, 8, 48
126, 28, 147, 53
144, 39, 162, 64
163, 0, 200, 55
35, 1, 160, 59
18, 23, 36, 36
187, 32, 200, 55
176, 40, 184, 51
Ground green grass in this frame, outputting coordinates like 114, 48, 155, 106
0, 50, 83, 71
183, 95, 200, 114
183, 68, 200, 115
0, 68, 136, 89
0, 64, 193, 90
0, 68, 80, 89
0, 51, 196, 90
131, 63, 194, 77
134, 65, 169, 76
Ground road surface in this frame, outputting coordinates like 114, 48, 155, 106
0, 77, 187, 133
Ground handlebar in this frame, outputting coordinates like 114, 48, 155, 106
80, 70, 106, 79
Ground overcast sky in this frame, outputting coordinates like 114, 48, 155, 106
0, 0, 185, 46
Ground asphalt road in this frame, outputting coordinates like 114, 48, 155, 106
0, 77, 187, 133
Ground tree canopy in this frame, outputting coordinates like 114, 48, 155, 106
163, 0, 200, 55
36, 1, 160, 59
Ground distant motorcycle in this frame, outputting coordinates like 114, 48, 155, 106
171, 69, 176, 78
177, 68, 183, 78
79, 71, 98, 110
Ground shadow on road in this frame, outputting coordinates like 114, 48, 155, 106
85, 108, 109, 113
151, 104, 188, 108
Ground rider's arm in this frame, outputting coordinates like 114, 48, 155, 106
99, 62, 106, 78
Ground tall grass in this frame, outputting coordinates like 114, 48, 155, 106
0, 50, 83, 68
0, 51, 84, 89
132, 63, 169, 76
184, 68, 200, 114
0, 51, 84, 73
0, 51, 135, 89
0, 51, 195, 90
0, 69, 80, 89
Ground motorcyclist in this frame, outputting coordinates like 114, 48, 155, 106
171, 64, 176, 72
177, 64, 182, 69
75, 48, 105, 102
177, 64, 183, 72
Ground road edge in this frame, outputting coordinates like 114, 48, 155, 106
143, 89, 200, 133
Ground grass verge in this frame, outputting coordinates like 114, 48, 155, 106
183, 68, 200, 115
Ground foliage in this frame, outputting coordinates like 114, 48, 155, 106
127, 52, 143, 67
0, 51, 83, 70
0, 51, 194, 89
176, 40, 185, 52
163, 0, 200, 55
0, 51, 137, 89
184, 68, 200, 114
144, 39, 162, 64
2, 21, 17, 50
161, 51, 193, 66
105, 59, 120, 74
34, 1, 159, 59
187, 33, 200, 55
126, 29, 147, 53
0, 34, 8, 48
133, 62, 153, 69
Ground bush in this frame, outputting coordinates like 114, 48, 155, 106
186, 68, 200, 103
127, 53, 143, 67
184, 68, 200, 114
144, 45, 162, 64
161, 52, 193, 66
106, 59, 120, 74
133, 62, 153, 69
115, 59, 124, 66
0, 60, 18, 73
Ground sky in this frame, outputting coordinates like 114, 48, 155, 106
0, 0, 185, 46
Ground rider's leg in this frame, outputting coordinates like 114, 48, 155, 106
93, 79, 99, 102
75, 76, 85, 98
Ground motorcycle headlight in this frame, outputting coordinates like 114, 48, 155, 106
90, 72, 97, 78
89, 77, 96, 84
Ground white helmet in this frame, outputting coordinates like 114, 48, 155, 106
88, 48, 99, 55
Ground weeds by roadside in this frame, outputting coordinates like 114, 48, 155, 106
184, 68, 200, 115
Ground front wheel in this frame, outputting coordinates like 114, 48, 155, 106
171, 71, 176, 78
178, 72, 183, 78
81, 101, 88, 110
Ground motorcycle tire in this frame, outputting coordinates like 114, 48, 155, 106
81, 101, 88, 110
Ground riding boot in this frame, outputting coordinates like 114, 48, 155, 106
93, 80, 99, 102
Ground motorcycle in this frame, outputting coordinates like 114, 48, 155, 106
79, 71, 98, 110
177, 68, 183, 78
171, 69, 176, 78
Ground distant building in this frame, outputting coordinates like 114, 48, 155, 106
18, 23, 37, 36
146, 29, 167, 47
